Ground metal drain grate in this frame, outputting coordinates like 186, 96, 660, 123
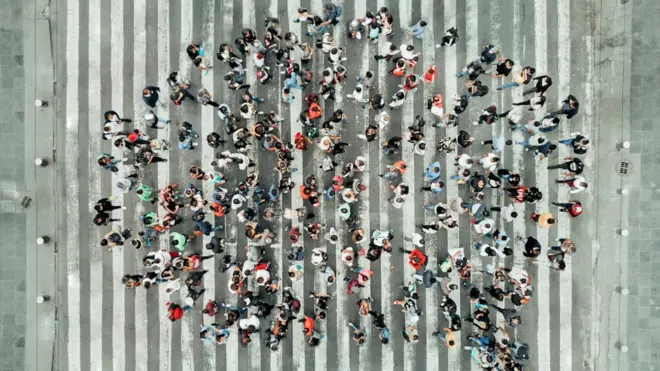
20, 196, 32, 208
616, 160, 632, 177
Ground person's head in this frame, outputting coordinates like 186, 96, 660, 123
381, 337, 389, 344
142, 88, 151, 96
354, 86, 362, 93
419, 20, 427, 26
528, 67, 536, 74
549, 144, 557, 151
492, 157, 500, 162
505, 140, 513, 145
406, 45, 414, 51
100, 239, 108, 246
548, 218, 556, 224
506, 59, 514, 67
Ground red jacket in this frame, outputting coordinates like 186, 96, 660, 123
409, 249, 428, 270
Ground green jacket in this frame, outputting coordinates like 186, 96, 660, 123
137, 184, 153, 202
171, 232, 188, 251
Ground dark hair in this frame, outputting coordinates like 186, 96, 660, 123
505, 140, 513, 145
100, 239, 108, 246
420, 21, 427, 26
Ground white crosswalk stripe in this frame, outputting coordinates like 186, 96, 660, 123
59, 0, 592, 370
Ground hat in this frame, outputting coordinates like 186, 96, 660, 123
128, 132, 139, 142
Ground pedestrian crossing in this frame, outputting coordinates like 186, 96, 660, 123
60, 0, 596, 370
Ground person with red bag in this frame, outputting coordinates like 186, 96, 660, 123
552, 200, 583, 217
400, 247, 428, 271
166, 302, 186, 322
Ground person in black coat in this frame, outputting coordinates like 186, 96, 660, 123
142, 86, 164, 108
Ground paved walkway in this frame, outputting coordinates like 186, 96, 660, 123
0, 0, 26, 369
627, 0, 660, 368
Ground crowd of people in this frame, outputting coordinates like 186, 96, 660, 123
95, 4, 588, 370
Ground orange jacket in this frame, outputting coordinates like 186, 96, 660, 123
308, 102, 322, 120
303, 315, 315, 335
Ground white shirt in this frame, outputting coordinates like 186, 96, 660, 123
239, 315, 260, 330
376, 111, 390, 129
311, 248, 326, 266
569, 176, 588, 193
324, 227, 339, 244
400, 44, 417, 60
217, 104, 230, 120
409, 233, 424, 248
479, 153, 499, 172
501, 204, 517, 223
255, 269, 270, 285
321, 34, 334, 54
529, 95, 545, 110
252, 53, 265, 68
456, 154, 473, 169
413, 141, 426, 155
348, 85, 364, 102
474, 218, 494, 234
231, 194, 246, 210
541, 117, 558, 129
527, 134, 546, 146
506, 107, 523, 124
380, 41, 399, 56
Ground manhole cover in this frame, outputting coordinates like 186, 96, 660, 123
20, 196, 32, 208
616, 160, 632, 177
